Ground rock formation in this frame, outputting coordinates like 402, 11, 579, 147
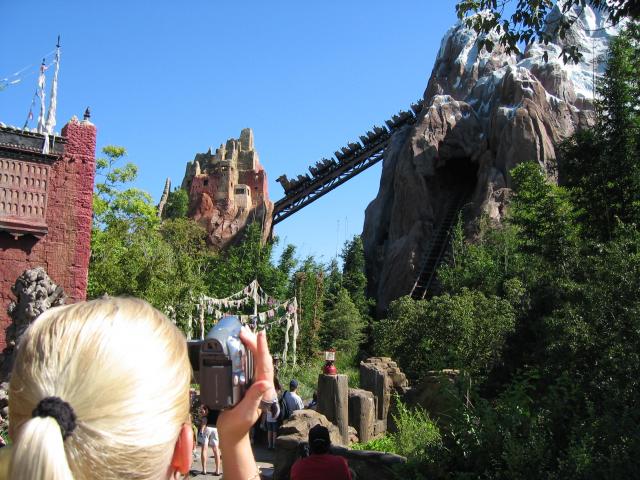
362, 5, 619, 313
1, 267, 65, 380
359, 357, 410, 436
0, 381, 8, 444
180, 128, 273, 249
157, 177, 171, 219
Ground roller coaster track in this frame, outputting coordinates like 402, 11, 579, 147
272, 101, 425, 226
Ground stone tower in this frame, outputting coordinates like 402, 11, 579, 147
181, 128, 273, 249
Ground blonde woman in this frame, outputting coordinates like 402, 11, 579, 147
0, 297, 275, 480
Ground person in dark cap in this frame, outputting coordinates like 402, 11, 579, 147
283, 378, 304, 414
290, 424, 352, 480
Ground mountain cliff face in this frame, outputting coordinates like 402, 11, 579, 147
362, 5, 619, 313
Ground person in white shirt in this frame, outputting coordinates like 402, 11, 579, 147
265, 378, 282, 449
284, 379, 305, 413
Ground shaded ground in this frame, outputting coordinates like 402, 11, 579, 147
188, 444, 274, 479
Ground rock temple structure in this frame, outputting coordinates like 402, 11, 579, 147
181, 128, 273, 249
0, 114, 97, 352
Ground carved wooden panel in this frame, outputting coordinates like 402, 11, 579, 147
0, 158, 49, 235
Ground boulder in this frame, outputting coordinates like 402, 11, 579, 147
359, 357, 410, 438
317, 374, 349, 445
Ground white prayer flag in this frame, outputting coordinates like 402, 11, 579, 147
45, 44, 60, 136
36, 62, 47, 134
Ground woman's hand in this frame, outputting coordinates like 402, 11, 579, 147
217, 327, 275, 446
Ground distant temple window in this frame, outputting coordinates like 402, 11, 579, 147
0, 158, 50, 236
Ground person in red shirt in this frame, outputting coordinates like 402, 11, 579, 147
291, 424, 352, 480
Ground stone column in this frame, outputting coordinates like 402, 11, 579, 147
348, 388, 375, 444
317, 374, 349, 445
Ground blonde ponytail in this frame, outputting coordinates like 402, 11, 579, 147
10, 416, 73, 480
7, 297, 191, 480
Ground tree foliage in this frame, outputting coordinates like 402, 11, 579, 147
375, 290, 515, 382
163, 188, 189, 219
321, 288, 365, 359
93, 146, 157, 228
560, 23, 640, 240
456, 0, 639, 62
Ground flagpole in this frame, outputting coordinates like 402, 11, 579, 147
45, 35, 60, 136
42, 36, 60, 154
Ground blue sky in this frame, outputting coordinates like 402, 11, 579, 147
1, 0, 459, 263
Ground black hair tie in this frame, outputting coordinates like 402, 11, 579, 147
32, 396, 77, 440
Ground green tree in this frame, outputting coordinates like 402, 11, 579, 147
89, 147, 217, 336
206, 223, 279, 297
439, 215, 524, 297
163, 188, 190, 219
375, 291, 515, 382
323, 258, 343, 305
321, 288, 365, 359
93, 146, 157, 228
560, 24, 640, 240
509, 162, 579, 273
293, 258, 325, 362
340, 235, 373, 320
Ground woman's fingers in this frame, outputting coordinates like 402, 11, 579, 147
254, 331, 273, 381
239, 326, 258, 353
218, 380, 271, 442
240, 328, 273, 382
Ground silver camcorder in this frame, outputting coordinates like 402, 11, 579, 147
188, 315, 254, 410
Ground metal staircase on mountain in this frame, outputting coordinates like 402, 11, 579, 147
410, 189, 470, 300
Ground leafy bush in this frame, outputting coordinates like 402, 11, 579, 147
352, 398, 441, 460
392, 400, 442, 460
374, 290, 515, 382
351, 435, 396, 452
163, 188, 189, 219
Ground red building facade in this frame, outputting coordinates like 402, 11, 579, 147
0, 116, 96, 349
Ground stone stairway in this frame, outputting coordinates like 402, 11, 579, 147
410, 189, 469, 300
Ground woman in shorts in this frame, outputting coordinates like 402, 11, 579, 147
199, 405, 221, 476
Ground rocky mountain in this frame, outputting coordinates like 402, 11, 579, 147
362, 5, 620, 314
